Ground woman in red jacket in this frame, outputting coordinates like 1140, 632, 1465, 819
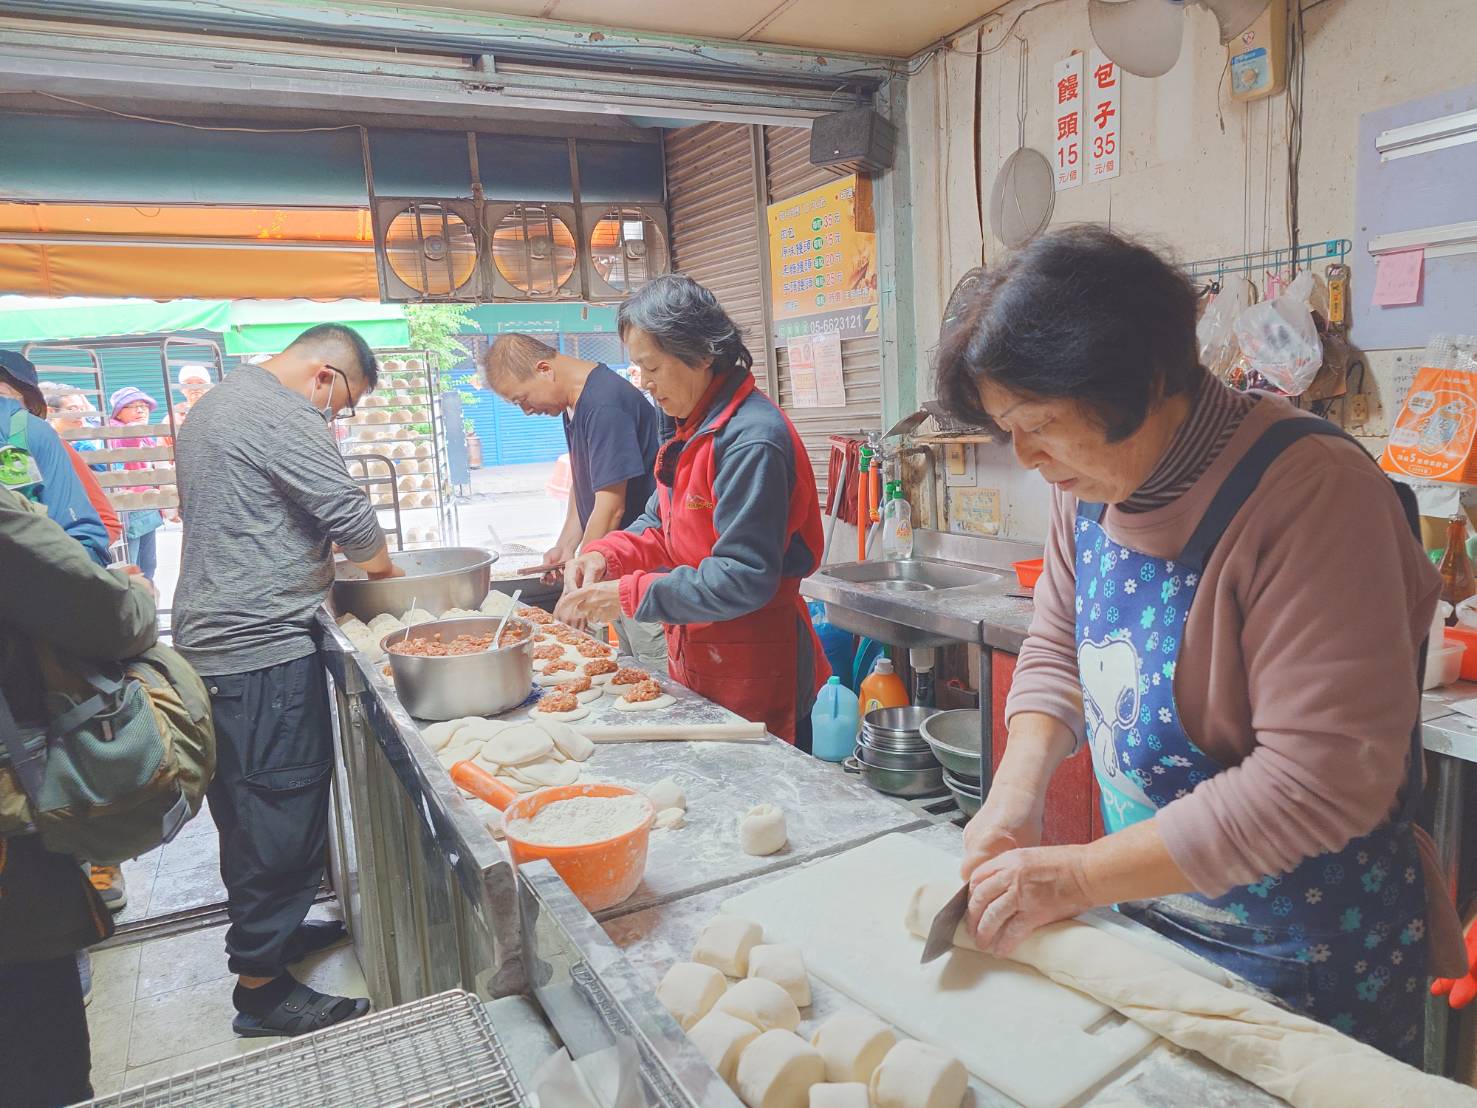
556, 275, 828, 748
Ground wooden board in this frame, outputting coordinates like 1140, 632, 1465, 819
723, 833, 1155, 1108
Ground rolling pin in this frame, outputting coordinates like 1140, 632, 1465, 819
575, 721, 768, 742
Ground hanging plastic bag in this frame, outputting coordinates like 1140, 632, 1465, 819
1232, 271, 1325, 395
1196, 276, 1255, 378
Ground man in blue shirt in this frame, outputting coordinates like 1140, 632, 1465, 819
483, 334, 666, 665
0, 351, 109, 566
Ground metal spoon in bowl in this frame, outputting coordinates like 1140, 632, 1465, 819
492, 588, 522, 649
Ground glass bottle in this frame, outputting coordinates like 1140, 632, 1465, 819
1439, 516, 1475, 619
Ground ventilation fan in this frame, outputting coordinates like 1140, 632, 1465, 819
484, 202, 582, 300
372, 199, 483, 302
1088, 0, 1269, 78
581, 204, 670, 301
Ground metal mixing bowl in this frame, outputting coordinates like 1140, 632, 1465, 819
920, 709, 985, 778
942, 767, 982, 816
332, 547, 496, 623
861, 706, 939, 742
382, 616, 533, 721
845, 754, 946, 798
854, 736, 942, 772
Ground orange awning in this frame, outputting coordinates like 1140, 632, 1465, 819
0, 203, 381, 299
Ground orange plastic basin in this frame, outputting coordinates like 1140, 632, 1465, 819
1013, 558, 1044, 589
450, 765, 654, 913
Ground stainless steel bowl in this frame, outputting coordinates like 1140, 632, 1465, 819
920, 709, 985, 778
844, 754, 946, 798
332, 547, 496, 623
942, 767, 982, 816
854, 737, 942, 772
381, 616, 533, 721
862, 706, 940, 740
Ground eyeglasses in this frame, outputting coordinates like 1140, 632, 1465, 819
323, 364, 356, 420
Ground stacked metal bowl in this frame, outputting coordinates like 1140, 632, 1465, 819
920, 710, 986, 815
850, 706, 946, 797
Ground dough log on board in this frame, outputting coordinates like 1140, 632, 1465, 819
904, 880, 1477, 1108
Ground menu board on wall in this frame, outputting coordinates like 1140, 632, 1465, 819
1053, 53, 1084, 191
768, 174, 880, 344
1087, 49, 1122, 183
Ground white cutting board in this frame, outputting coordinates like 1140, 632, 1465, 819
723, 833, 1155, 1108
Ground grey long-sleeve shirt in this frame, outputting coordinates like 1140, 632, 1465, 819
172, 364, 385, 676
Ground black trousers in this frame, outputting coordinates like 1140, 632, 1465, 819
205, 653, 334, 979
0, 955, 92, 1107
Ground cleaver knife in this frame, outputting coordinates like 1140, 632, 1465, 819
920, 884, 971, 964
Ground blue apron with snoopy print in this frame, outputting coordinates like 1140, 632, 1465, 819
1075, 419, 1429, 1063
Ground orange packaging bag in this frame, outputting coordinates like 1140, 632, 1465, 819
1380, 366, 1477, 484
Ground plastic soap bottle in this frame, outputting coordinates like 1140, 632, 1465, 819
859, 656, 909, 716
810, 676, 860, 762
880, 482, 914, 560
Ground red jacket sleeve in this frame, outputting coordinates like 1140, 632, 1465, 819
585, 488, 672, 593
63, 441, 122, 545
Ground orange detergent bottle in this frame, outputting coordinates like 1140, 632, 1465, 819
859, 656, 909, 715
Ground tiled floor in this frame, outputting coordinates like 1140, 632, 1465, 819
83, 804, 367, 1099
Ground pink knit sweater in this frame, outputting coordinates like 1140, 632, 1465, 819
1005, 389, 1466, 971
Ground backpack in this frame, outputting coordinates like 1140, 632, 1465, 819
0, 408, 43, 502
0, 638, 216, 865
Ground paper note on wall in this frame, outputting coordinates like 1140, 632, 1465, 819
786, 338, 819, 408
948, 487, 1001, 536
1373, 248, 1424, 307
812, 332, 847, 407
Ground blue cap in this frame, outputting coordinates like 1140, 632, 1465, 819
0, 349, 45, 417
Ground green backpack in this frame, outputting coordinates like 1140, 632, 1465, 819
0, 408, 43, 501
0, 637, 217, 866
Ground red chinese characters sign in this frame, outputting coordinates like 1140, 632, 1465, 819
1052, 53, 1084, 191
1087, 49, 1121, 182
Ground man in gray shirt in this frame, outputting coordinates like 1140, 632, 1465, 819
175, 324, 401, 1038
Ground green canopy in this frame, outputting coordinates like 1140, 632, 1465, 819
0, 297, 408, 352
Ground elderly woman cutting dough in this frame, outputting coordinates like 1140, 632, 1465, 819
934, 226, 1463, 1063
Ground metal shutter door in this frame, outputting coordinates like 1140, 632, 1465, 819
764, 127, 882, 479
664, 123, 771, 394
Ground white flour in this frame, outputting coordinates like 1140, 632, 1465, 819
506, 795, 651, 846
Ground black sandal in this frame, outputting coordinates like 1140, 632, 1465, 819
283, 920, 349, 964
232, 982, 370, 1038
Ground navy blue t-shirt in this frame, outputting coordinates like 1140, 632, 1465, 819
563, 364, 660, 530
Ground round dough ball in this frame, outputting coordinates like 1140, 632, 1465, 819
414, 441, 433, 458
868, 1041, 967, 1108
740, 803, 787, 856
646, 776, 687, 812
693, 915, 764, 977
712, 977, 800, 1034
657, 962, 727, 1031
655, 807, 686, 830
398, 475, 418, 493
810, 1012, 896, 1084
809, 1085, 869, 1108
401, 607, 435, 626
688, 1010, 759, 1086
747, 944, 810, 1008
735, 1029, 824, 1108
392, 442, 415, 459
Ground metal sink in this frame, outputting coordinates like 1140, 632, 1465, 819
825, 558, 1003, 592
801, 530, 1041, 648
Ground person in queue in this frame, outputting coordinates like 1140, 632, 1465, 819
173, 363, 214, 426
0, 351, 110, 565
107, 386, 168, 581
43, 383, 124, 556
0, 484, 159, 1108
173, 323, 403, 1038
933, 226, 1462, 1062
555, 275, 829, 748
481, 332, 666, 667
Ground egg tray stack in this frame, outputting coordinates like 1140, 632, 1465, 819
345, 356, 445, 547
